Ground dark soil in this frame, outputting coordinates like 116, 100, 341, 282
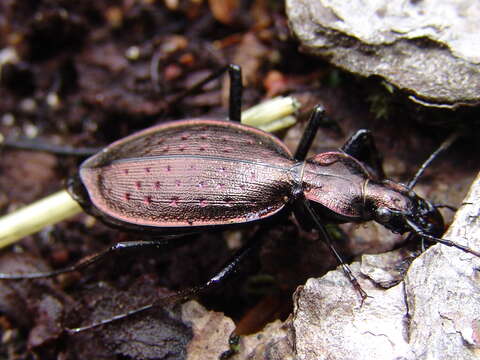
0, 1, 479, 359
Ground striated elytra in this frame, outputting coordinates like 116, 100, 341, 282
73, 118, 295, 232
72, 118, 401, 235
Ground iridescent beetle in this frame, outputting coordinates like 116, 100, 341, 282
1, 65, 478, 332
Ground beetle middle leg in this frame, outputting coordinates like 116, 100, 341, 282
169, 63, 243, 123
294, 105, 327, 161
0, 64, 244, 156
294, 108, 385, 178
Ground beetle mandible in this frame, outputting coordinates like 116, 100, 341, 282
1, 64, 478, 333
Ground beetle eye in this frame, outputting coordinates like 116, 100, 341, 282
375, 207, 392, 223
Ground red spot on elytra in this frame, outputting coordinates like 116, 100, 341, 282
124, 169, 129, 175
135, 181, 142, 189
145, 167, 150, 173
181, 135, 189, 140
175, 180, 181, 187
200, 134, 207, 140
170, 197, 179, 206
199, 146, 206, 151
144, 195, 152, 204
124, 193, 131, 201
155, 181, 161, 189
166, 165, 171, 172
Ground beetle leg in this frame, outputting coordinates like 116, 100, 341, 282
0, 137, 99, 156
294, 105, 327, 161
66, 233, 262, 333
341, 129, 385, 180
227, 64, 243, 123
168, 64, 243, 122
297, 197, 369, 302
0, 240, 168, 279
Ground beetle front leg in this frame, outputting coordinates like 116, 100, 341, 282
295, 197, 368, 302
341, 129, 385, 179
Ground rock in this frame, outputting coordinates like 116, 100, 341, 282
286, 0, 480, 108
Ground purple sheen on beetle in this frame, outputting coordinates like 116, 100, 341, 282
78, 119, 296, 230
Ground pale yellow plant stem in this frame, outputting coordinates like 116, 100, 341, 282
0, 96, 299, 248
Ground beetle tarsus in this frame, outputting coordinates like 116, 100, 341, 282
0, 138, 99, 156
66, 302, 157, 334
0, 240, 165, 279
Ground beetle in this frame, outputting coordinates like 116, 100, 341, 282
0, 64, 478, 333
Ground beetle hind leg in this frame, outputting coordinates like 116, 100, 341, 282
66, 232, 263, 333
0, 240, 167, 280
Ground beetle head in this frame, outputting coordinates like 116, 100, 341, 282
364, 180, 444, 237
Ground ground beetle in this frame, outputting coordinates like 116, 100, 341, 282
1, 64, 479, 333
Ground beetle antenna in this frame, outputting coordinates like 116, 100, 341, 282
433, 203, 458, 212
405, 218, 480, 257
407, 132, 460, 189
